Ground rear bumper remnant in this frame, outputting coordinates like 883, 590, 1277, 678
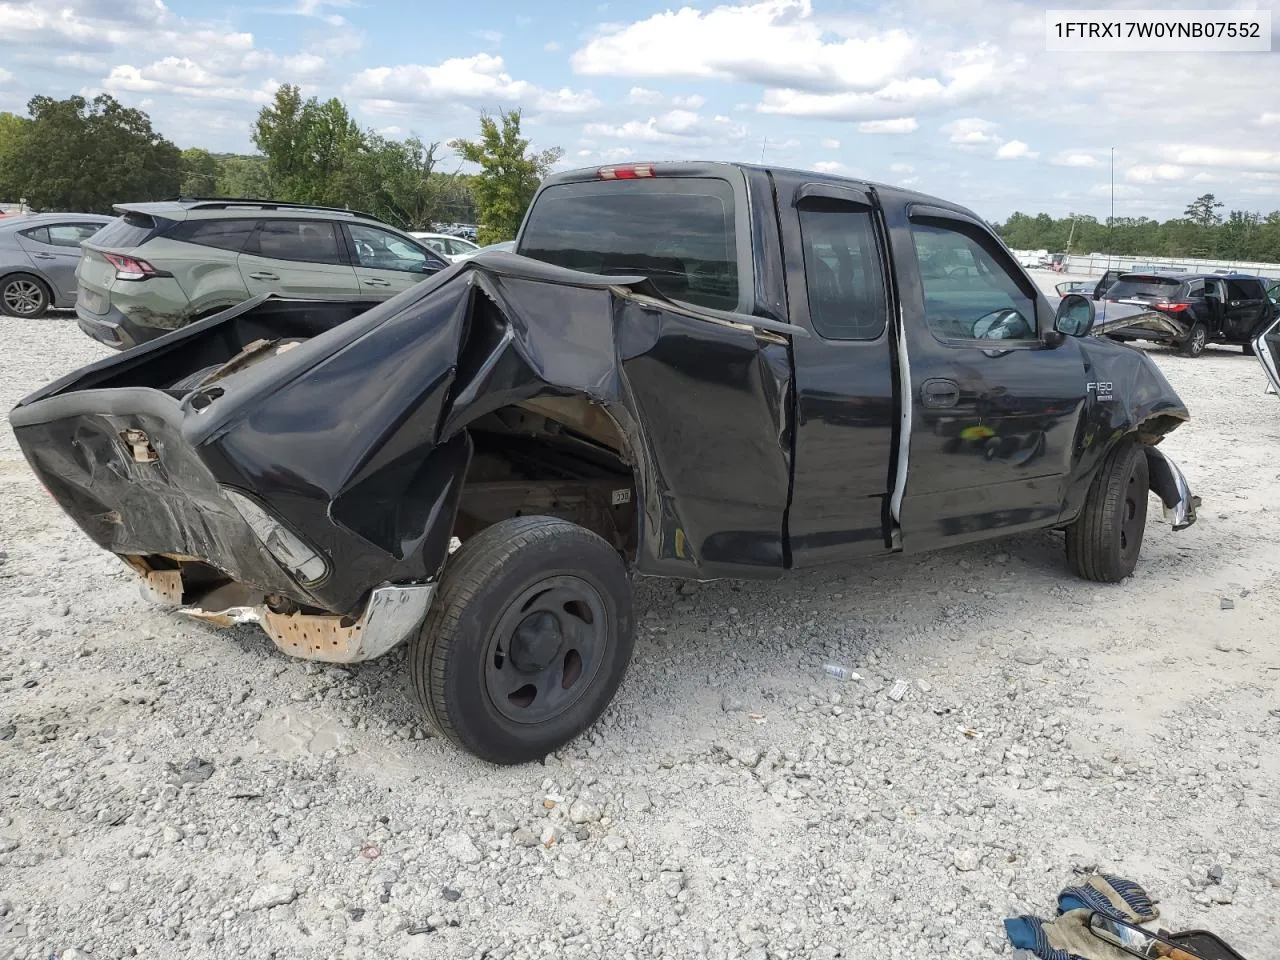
133, 566, 436, 663
1143, 446, 1198, 531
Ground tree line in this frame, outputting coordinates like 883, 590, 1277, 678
0, 85, 563, 244
994, 194, 1280, 264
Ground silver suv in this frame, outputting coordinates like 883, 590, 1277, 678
76, 199, 451, 349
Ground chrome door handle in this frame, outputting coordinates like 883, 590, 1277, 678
248, 271, 279, 281
362, 278, 391, 287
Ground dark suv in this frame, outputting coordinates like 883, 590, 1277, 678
1097, 272, 1277, 357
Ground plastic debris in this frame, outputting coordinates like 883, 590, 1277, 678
822, 663, 863, 682
887, 680, 909, 701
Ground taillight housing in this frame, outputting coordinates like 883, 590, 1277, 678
598, 164, 655, 180
1153, 302, 1190, 312
103, 253, 161, 281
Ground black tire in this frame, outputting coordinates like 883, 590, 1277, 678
1178, 322, 1208, 357
0, 273, 51, 318
409, 516, 635, 764
1066, 440, 1150, 583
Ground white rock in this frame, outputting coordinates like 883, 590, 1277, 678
441, 831, 483, 864
953, 849, 981, 872
248, 883, 298, 911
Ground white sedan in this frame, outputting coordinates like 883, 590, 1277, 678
409, 232, 481, 262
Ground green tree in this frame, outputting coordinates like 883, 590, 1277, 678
1184, 193, 1224, 228
252, 84, 364, 205
0, 112, 28, 200
449, 109, 563, 244
215, 154, 271, 198
0, 94, 180, 212
180, 147, 219, 196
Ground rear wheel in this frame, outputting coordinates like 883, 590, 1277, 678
0, 274, 50, 318
409, 516, 635, 764
1178, 322, 1208, 357
1066, 439, 1150, 583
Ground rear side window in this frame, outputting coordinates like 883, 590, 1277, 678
519, 177, 740, 310
175, 219, 257, 253
1105, 276, 1181, 299
1226, 278, 1264, 300
46, 223, 103, 246
91, 212, 166, 249
252, 220, 344, 265
798, 201, 888, 340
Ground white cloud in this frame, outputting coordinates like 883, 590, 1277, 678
889, 162, 914, 173
627, 87, 706, 109
348, 54, 601, 115
1259, 112, 1280, 128
280, 53, 326, 76
473, 29, 503, 45
544, 40, 561, 52
857, 117, 917, 134
103, 60, 277, 104
995, 139, 1036, 160
0, 67, 12, 84
811, 160, 847, 173
53, 53, 108, 73
1126, 164, 1186, 182
584, 109, 747, 145
1088, 183, 1142, 199
1051, 151, 1100, 168
1156, 145, 1280, 171
941, 117, 999, 145
822, 138, 840, 149
572, 0, 917, 93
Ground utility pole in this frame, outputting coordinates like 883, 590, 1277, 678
1109, 146, 1115, 268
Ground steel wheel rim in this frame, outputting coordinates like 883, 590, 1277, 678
484, 575, 610, 725
3, 280, 42, 315
1192, 328, 1205, 352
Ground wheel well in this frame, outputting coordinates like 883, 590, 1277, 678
1, 271, 52, 300
451, 398, 639, 561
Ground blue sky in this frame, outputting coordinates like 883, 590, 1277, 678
2, 0, 1280, 221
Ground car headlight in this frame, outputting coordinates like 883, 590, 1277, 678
222, 488, 329, 586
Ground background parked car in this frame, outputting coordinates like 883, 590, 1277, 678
0, 212, 112, 318
1098, 271, 1276, 357
76, 199, 450, 349
409, 231, 480, 261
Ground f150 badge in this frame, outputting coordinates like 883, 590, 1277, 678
1087, 381, 1114, 401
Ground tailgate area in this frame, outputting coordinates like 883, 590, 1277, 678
13, 389, 310, 604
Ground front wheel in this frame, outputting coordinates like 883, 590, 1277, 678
1178, 322, 1208, 357
1066, 440, 1150, 583
409, 516, 635, 764
0, 274, 50, 318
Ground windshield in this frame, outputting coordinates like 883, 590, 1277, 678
1105, 276, 1182, 300
519, 177, 740, 310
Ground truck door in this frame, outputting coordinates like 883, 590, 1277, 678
778, 177, 898, 567
883, 204, 1087, 550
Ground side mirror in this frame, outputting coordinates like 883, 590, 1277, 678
1054, 293, 1096, 337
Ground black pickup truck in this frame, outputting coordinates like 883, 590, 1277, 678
10, 163, 1198, 763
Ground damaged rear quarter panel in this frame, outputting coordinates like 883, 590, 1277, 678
155, 255, 795, 611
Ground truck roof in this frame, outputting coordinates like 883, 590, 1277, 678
540, 161, 977, 219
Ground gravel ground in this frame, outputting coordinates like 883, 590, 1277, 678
2, 298, 1279, 960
